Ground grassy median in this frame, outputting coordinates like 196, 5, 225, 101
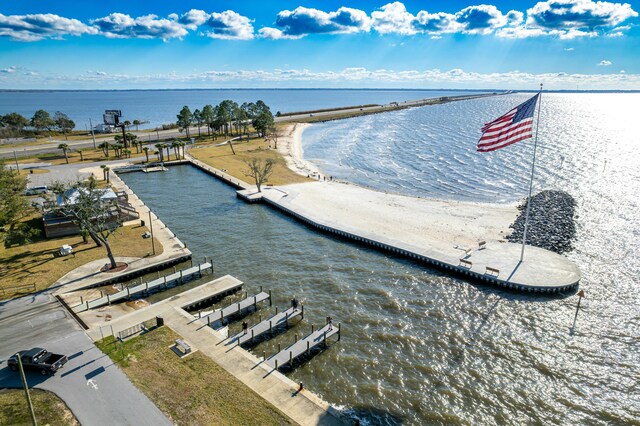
96, 326, 295, 426
0, 388, 78, 426
0, 220, 163, 300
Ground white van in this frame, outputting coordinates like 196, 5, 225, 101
25, 186, 48, 196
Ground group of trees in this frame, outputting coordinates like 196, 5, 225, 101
0, 110, 75, 139
176, 100, 275, 140
0, 162, 37, 246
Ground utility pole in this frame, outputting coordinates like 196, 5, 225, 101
16, 354, 37, 426
13, 150, 20, 172
89, 118, 97, 149
149, 210, 156, 255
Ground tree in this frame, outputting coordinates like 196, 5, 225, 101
201, 104, 215, 138
126, 133, 139, 152
112, 143, 123, 158
56, 184, 121, 269
193, 109, 203, 138
142, 147, 150, 162
2, 112, 29, 132
154, 143, 165, 162
133, 119, 141, 131
171, 141, 181, 160
176, 106, 193, 138
123, 149, 132, 159
54, 111, 75, 140
244, 159, 274, 193
123, 120, 131, 130
100, 165, 110, 183
58, 143, 70, 164
98, 142, 110, 158
0, 162, 34, 244
252, 101, 274, 137
30, 110, 54, 132
267, 125, 279, 149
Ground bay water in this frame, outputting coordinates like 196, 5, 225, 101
120, 92, 639, 425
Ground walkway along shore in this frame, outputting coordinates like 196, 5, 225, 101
184, 154, 580, 293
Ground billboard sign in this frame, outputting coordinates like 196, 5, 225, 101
103, 110, 122, 125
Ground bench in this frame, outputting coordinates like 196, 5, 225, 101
175, 339, 191, 354
485, 266, 500, 277
478, 240, 486, 250
459, 259, 473, 268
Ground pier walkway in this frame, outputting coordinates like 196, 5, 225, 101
200, 290, 271, 327
85, 275, 344, 426
73, 262, 213, 312
264, 324, 340, 370
238, 182, 581, 293
227, 306, 303, 346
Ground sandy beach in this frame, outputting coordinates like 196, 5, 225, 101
277, 123, 519, 247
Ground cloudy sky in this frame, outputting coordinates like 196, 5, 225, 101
1, 0, 638, 89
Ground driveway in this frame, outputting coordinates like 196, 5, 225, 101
0, 293, 171, 426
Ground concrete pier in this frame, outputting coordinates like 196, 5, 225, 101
237, 183, 581, 293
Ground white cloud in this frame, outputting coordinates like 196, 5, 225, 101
371, 2, 417, 35
598, 60, 612, 66
8, 66, 640, 90
269, 6, 370, 38
177, 9, 209, 29
564, 47, 575, 51
91, 13, 188, 40
204, 10, 254, 40
258, 27, 303, 40
0, 13, 97, 41
1, 66, 17, 73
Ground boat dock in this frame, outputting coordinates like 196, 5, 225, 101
264, 323, 340, 370
227, 306, 304, 346
200, 289, 271, 327
73, 262, 213, 312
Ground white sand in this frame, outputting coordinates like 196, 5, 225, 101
277, 123, 519, 247
277, 123, 321, 178
275, 181, 518, 253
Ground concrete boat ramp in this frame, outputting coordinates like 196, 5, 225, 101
238, 182, 581, 294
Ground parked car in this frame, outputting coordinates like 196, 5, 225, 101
8, 348, 68, 375
24, 186, 48, 196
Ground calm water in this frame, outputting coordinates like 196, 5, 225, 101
121, 93, 639, 425
0, 89, 479, 131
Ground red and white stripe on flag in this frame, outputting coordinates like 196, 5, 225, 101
477, 94, 539, 152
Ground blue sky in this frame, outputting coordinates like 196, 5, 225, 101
1, 0, 638, 89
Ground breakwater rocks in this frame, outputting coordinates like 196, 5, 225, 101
507, 190, 577, 254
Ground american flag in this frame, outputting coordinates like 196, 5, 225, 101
477, 94, 539, 152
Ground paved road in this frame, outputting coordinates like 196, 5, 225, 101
0, 293, 171, 425
1, 93, 500, 160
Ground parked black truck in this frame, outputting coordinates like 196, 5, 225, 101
8, 348, 68, 375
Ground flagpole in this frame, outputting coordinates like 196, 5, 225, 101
520, 83, 543, 262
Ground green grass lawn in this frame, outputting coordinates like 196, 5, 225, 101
0, 219, 163, 300
0, 388, 78, 426
96, 326, 295, 426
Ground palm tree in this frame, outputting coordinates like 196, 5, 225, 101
98, 142, 109, 158
171, 141, 180, 160
133, 119, 141, 131
123, 149, 132, 159
154, 143, 164, 162
154, 150, 160, 161
112, 143, 124, 158
165, 144, 171, 161
58, 143, 69, 164
123, 120, 131, 130
143, 147, 150, 162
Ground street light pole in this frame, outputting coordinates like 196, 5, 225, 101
16, 354, 37, 426
149, 210, 156, 255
